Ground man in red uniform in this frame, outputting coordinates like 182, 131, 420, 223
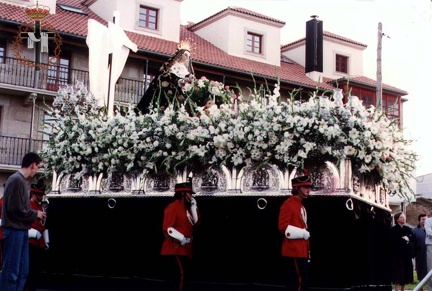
26, 183, 49, 291
161, 182, 200, 291
278, 175, 312, 291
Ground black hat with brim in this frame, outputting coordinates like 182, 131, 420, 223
291, 176, 312, 188
174, 182, 196, 194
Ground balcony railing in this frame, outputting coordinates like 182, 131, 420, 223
0, 136, 46, 166
0, 57, 145, 104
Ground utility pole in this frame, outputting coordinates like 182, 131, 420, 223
376, 22, 383, 111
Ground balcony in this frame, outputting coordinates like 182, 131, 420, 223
0, 57, 145, 104
0, 136, 45, 167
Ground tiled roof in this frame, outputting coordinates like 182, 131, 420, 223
189, 6, 286, 30
329, 76, 408, 95
281, 31, 367, 51
0, 0, 106, 36
323, 31, 367, 48
0, 0, 403, 94
179, 26, 334, 90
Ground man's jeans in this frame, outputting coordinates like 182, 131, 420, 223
0, 228, 29, 291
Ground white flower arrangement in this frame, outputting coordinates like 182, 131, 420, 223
182, 76, 236, 109
40, 82, 417, 200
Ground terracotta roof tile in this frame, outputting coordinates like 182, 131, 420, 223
0, 0, 398, 93
189, 6, 285, 31
323, 31, 367, 48
282, 31, 367, 51
329, 76, 408, 95
0, 0, 105, 36
181, 24, 333, 89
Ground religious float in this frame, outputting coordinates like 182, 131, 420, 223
37, 74, 417, 291
36, 32, 417, 289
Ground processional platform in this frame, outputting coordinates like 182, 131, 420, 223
40, 159, 392, 291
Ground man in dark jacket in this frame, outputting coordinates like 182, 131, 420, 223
412, 213, 428, 291
0, 152, 46, 291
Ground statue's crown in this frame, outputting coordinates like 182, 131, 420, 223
178, 40, 192, 52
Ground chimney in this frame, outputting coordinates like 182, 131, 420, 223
305, 15, 323, 82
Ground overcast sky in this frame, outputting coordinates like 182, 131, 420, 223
180, 0, 432, 176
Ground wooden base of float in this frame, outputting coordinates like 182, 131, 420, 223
39, 159, 393, 290
38, 193, 392, 291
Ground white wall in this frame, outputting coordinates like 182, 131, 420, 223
417, 173, 432, 199
325, 39, 363, 78
282, 37, 364, 79
193, 14, 282, 66
88, 0, 182, 42
282, 43, 304, 67
87, 0, 117, 24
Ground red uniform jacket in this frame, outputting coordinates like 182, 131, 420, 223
161, 199, 200, 259
278, 195, 309, 258
29, 200, 47, 248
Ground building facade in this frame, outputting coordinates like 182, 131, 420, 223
0, 0, 407, 191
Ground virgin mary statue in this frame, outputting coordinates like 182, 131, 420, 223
136, 40, 195, 114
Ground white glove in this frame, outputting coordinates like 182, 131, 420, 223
43, 229, 50, 249
167, 227, 191, 246
402, 236, 409, 242
28, 228, 42, 239
181, 237, 191, 246
285, 225, 309, 240
190, 198, 198, 224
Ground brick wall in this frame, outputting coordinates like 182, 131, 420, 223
406, 197, 432, 226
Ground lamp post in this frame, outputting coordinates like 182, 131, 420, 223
20, 1, 51, 152
29, 92, 37, 151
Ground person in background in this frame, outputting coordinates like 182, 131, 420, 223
390, 212, 414, 291
278, 174, 312, 291
0, 152, 46, 291
412, 213, 427, 291
424, 214, 432, 291
25, 182, 49, 291
161, 181, 200, 291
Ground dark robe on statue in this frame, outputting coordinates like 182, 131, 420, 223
136, 46, 195, 114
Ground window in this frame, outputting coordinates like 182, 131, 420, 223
0, 105, 3, 134
57, 4, 87, 15
350, 87, 401, 121
383, 95, 399, 120
361, 95, 374, 108
0, 39, 6, 63
352, 88, 374, 107
47, 52, 70, 91
246, 32, 262, 54
336, 54, 348, 73
139, 6, 158, 30
143, 73, 154, 91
